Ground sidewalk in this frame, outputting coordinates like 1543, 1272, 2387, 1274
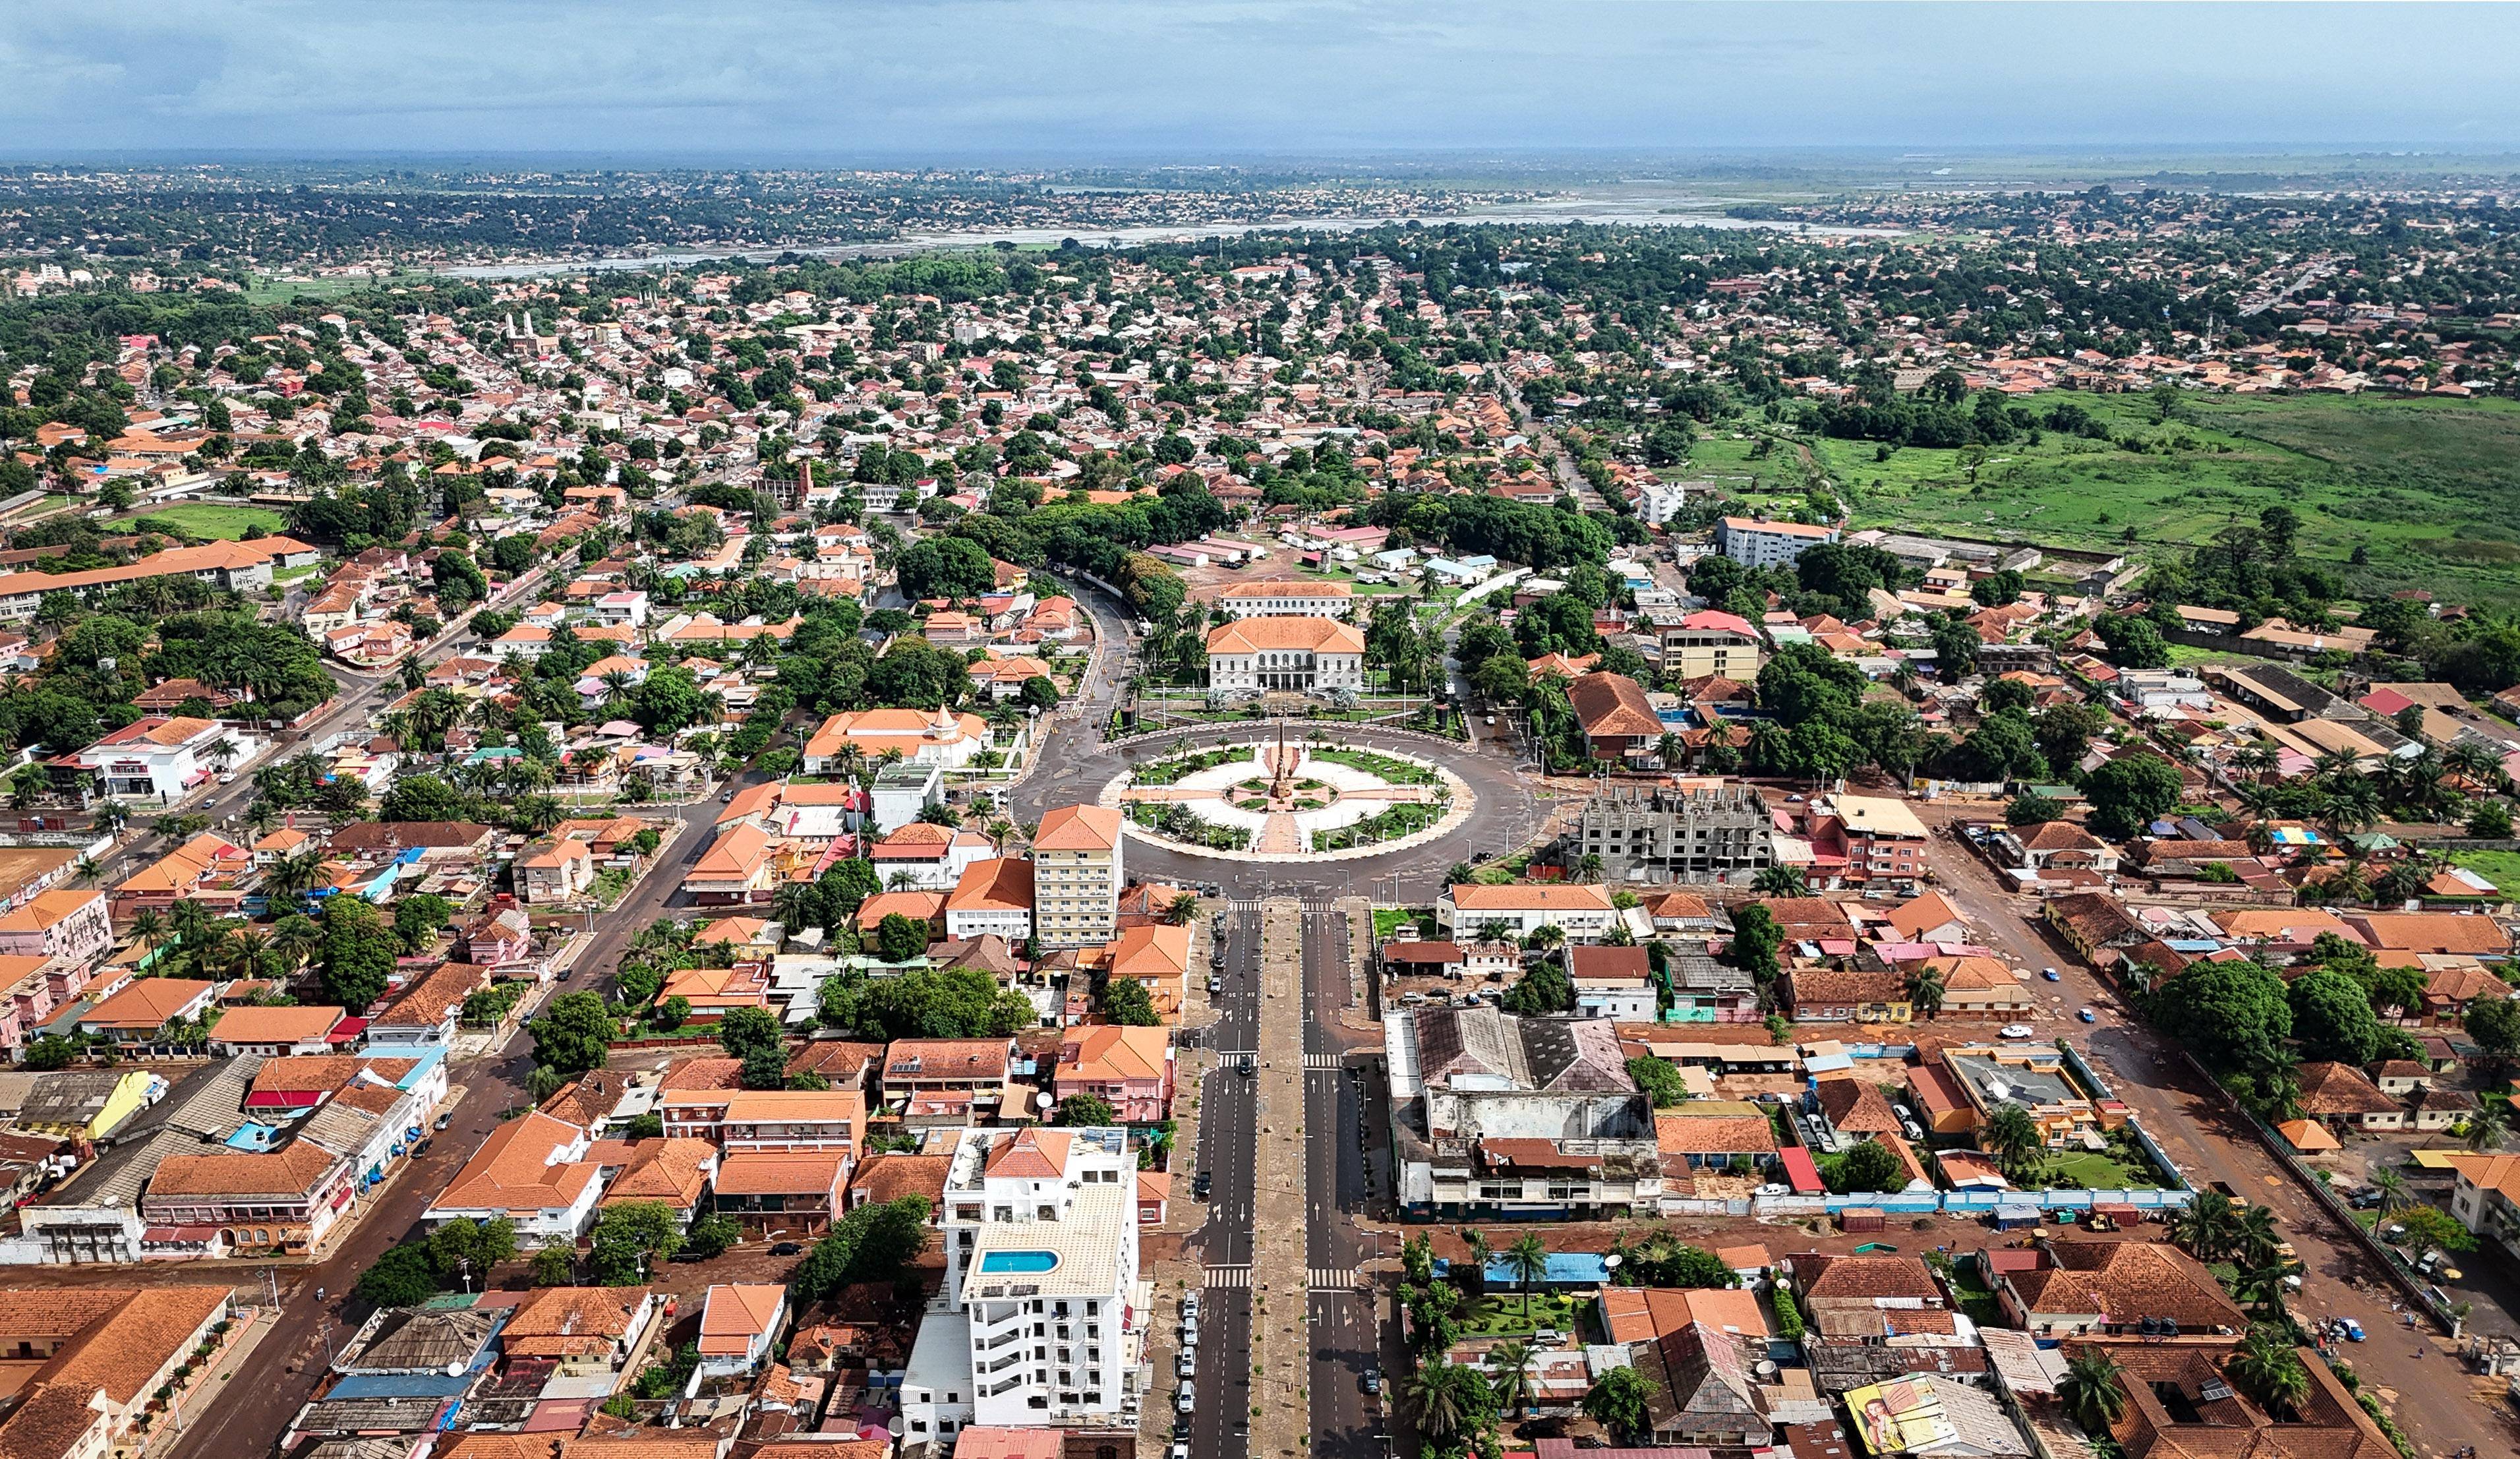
144, 1303, 279, 1458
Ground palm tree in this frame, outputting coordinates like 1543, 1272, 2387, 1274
242, 801, 279, 840
167, 899, 212, 956
2447, 738, 2505, 792
2311, 747, 2362, 786
1983, 1104, 2043, 1180
1486, 1338, 1533, 1419
1753, 864, 1809, 897
2057, 1347, 2128, 1438
1165, 893, 1200, 926
771, 880, 821, 934
2322, 776, 2381, 837
204, 737, 239, 778
886, 870, 919, 893
127, 907, 166, 964
2232, 1205, 2282, 1270
987, 819, 1015, 856
73, 855, 98, 885
1404, 1363, 1470, 1447
229, 928, 274, 982
272, 917, 320, 974
1505, 1234, 1548, 1322
1458, 1228, 1494, 1295
2173, 1189, 2239, 1264
599, 669, 638, 711
96, 798, 130, 838
2227, 1326, 2309, 1418
2367, 1168, 2411, 1216
1525, 924, 1565, 953
2236, 1261, 2302, 1323
2465, 1100, 2510, 1152
262, 848, 330, 905
1908, 967, 1947, 1021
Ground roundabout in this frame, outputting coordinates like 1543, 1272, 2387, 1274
1101, 722, 1473, 861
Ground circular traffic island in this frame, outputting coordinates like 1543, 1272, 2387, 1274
1105, 732, 1471, 862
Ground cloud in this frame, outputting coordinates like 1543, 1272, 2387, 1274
2, 1, 2517, 158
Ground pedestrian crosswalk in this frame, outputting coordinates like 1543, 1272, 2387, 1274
1204, 1265, 1252, 1288
1303, 1052, 1344, 1070
1308, 1268, 1359, 1291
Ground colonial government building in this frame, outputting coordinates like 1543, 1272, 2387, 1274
1206, 616, 1368, 694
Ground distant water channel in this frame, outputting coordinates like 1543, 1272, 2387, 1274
436, 185, 1894, 281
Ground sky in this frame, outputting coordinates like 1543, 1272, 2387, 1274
7, 1, 2520, 162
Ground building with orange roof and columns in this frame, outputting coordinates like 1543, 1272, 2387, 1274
697, 1283, 788, 1377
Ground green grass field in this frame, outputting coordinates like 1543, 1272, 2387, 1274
2029, 1150, 2149, 1191
121, 503, 291, 540
2449, 849, 2520, 894
1683, 390, 2520, 606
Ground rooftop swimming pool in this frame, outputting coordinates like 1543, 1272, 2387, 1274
978, 1250, 1060, 1274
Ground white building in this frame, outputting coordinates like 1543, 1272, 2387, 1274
422, 1112, 602, 1247
1716, 516, 1840, 569
1637, 480, 1688, 526
870, 762, 945, 835
1438, 882, 1619, 941
71, 716, 258, 800
1206, 616, 1367, 696
1216, 580, 1354, 620
1033, 805, 1123, 949
933, 1125, 1146, 1425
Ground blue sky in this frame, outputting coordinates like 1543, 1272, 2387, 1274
5, 1, 2519, 160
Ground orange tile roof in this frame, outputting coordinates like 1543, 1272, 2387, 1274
79, 978, 215, 1029
434, 1112, 597, 1216
148, 1141, 340, 1199
715, 1152, 849, 1198
1059, 1025, 1170, 1083
947, 857, 1034, 913
983, 1127, 1070, 1179
697, 1284, 785, 1354
1033, 804, 1121, 851
210, 1004, 345, 1045
1206, 616, 1366, 655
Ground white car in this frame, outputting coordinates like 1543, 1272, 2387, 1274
1181, 1292, 1201, 1321
1177, 1351, 1197, 1379
1177, 1386, 1197, 1415
1181, 1318, 1200, 1347
1999, 1023, 2036, 1039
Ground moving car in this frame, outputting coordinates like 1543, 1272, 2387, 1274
2077, 1007, 2097, 1023
2041, 967, 2062, 982
1999, 1023, 2036, 1039
1239, 1054, 1255, 1076
1362, 1368, 1382, 1394
1208, 975, 1222, 993
2340, 1318, 2364, 1342
1192, 1172, 1212, 1200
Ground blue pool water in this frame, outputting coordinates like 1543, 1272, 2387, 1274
979, 1250, 1059, 1274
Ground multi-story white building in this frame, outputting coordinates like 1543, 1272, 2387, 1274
1438, 882, 1619, 941
1032, 805, 1121, 949
1716, 516, 1839, 569
899, 1126, 1144, 1435
70, 717, 258, 800
1205, 616, 1367, 696
1215, 580, 1353, 620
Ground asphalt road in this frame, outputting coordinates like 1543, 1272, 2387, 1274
1303, 908, 1386, 1459
1922, 808, 2520, 1457
161, 781, 717, 1459
1007, 597, 1545, 903
1185, 905, 1261, 1459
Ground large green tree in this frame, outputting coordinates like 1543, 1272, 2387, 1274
2154, 959, 2291, 1073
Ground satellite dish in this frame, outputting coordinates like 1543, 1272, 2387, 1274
1036, 1092, 1055, 1110
1754, 1360, 1778, 1379
446, 1359, 466, 1377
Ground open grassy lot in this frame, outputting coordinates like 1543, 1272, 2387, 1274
2449, 849, 2520, 894
1682, 391, 2520, 606
122, 502, 291, 540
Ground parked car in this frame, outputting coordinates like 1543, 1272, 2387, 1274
2041, 967, 2063, 982
1177, 1386, 1197, 1414
2340, 1318, 2365, 1342
1362, 1368, 1382, 1394
434, 1112, 454, 1131
2000, 1023, 2036, 1039
1181, 1318, 1200, 1347
413, 1139, 433, 1156
2076, 1007, 2097, 1023
771, 1241, 804, 1256
1182, 1292, 1201, 1320
1208, 975, 1223, 993
1177, 1352, 1197, 1379
1192, 1172, 1213, 1200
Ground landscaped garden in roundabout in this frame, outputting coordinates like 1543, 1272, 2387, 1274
1109, 730, 1470, 858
